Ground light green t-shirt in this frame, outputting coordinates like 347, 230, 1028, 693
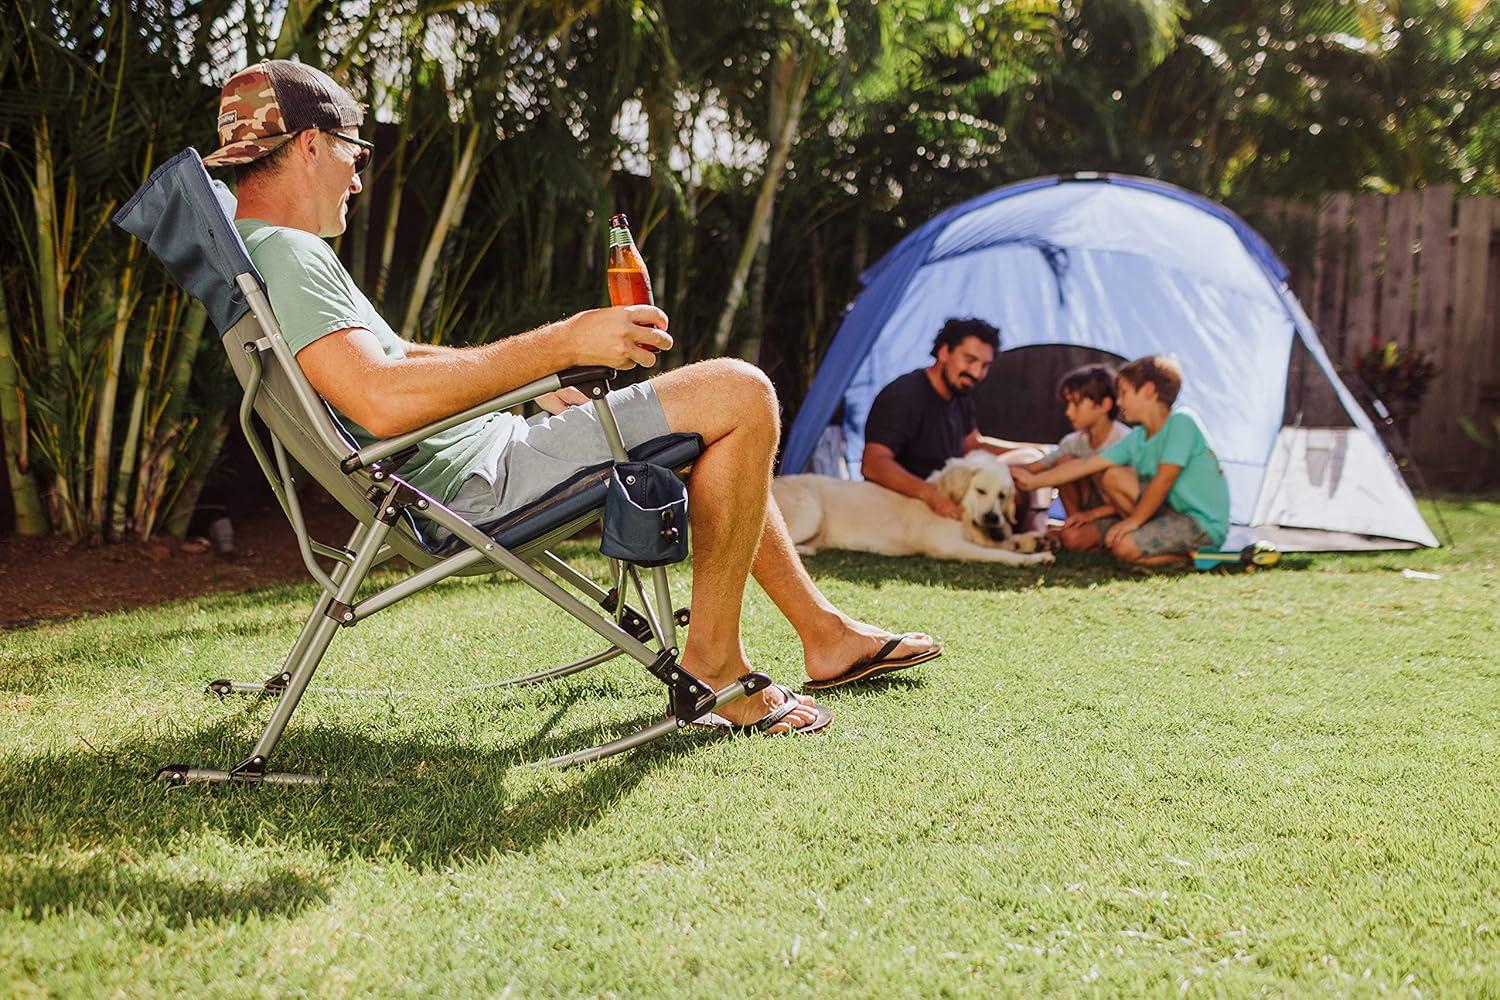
1100, 409, 1230, 546
236, 219, 518, 503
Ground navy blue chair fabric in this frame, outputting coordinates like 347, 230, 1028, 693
445, 432, 702, 556
111, 148, 260, 336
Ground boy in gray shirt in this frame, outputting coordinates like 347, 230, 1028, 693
1018, 364, 1129, 552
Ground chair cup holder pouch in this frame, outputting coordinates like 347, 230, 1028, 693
601, 461, 689, 566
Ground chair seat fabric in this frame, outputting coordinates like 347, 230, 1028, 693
423, 432, 703, 555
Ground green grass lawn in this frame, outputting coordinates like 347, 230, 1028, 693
3, 496, 1498, 996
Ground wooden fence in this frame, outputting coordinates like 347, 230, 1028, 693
1248, 190, 1500, 489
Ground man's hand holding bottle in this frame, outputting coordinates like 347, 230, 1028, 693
562, 305, 672, 371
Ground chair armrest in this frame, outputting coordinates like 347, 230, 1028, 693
340, 366, 617, 473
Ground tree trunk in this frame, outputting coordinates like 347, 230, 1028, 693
708, 47, 813, 358
374, 121, 410, 305
401, 123, 482, 340
347, 70, 375, 288
0, 286, 47, 535
851, 201, 870, 285
531, 185, 557, 298
805, 225, 827, 396
110, 308, 155, 538
161, 413, 229, 540
89, 253, 138, 538
32, 118, 64, 373
738, 236, 771, 367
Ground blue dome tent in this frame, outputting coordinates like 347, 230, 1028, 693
780, 174, 1437, 550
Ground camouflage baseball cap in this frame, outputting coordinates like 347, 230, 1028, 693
202, 60, 364, 167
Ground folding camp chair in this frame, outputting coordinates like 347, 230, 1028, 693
112, 148, 771, 784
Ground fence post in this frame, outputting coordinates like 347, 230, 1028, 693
1407, 186, 1456, 463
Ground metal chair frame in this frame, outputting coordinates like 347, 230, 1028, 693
114, 150, 768, 786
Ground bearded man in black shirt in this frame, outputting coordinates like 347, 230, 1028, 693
862, 318, 1038, 521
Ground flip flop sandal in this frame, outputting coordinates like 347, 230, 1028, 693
691, 683, 833, 736
802, 633, 944, 691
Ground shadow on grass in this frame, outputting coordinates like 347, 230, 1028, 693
0, 707, 708, 876
809, 673, 926, 701
2, 855, 331, 927
797, 548, 1317, 592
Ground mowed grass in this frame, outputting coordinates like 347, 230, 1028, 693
3, 496, 1497, 997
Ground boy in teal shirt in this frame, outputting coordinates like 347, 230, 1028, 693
1012, 355, 1229, 566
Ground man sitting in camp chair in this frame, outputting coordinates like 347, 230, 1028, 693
205, 60, 941, 730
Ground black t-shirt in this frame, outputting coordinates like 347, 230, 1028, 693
863, 369, 975, 479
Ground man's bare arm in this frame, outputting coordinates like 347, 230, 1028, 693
399, 340, 459, 358
965, 429, 1049, 455
861, 443, 961, 519
861, 443, 929, 499
296, 306, 670, 438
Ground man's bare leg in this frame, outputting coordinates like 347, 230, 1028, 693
648, 359, 806, 729
651, 361, 935, 722
749, 487, 936, 683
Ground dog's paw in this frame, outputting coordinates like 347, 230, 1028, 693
1029, 550, 1056, 566
1003, 532, 1053, 554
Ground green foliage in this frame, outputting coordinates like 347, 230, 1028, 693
1349, 338, 1439, 412
2, 0, 1494, 539
0, 1, 233, 541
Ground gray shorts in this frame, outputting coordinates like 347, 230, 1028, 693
443, 380, 671, 530
1094, 507, 1213, 558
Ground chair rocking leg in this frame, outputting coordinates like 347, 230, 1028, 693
533, 669, 772, 768
492, 646, 624, 687
161, 521, 387, 785
205, 529, 356, 698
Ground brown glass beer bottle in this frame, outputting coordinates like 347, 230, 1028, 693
607, 213, 654, 307
607, 213, 659, 354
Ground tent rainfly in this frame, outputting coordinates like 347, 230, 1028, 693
780, 174, 1438, 551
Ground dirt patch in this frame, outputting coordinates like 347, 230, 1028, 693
1, 491, 357, 629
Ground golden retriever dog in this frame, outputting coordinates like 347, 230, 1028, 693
773, 451, 1054, 565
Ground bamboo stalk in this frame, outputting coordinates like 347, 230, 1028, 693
709, 46, 813, 358
271, 0, 319, 60
31, 118, 63, 373
135, 420, 187, 541
374, 91, 415, 304
89, 247, 139, 538
401, 122, 482, 339
139, 296, 208, 538
110, 297, 158, 538
161, 415, 228, 540
0, 284, 48, 535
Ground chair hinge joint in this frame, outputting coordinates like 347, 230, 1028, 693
230, 754, 267, 779
375, 480, 428, 525
646, 648, 713, 722
326, 600, 357, 626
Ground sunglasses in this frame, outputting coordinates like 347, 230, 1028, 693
320, 129, 373, 173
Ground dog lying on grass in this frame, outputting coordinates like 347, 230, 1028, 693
773, 451, 1055, 565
